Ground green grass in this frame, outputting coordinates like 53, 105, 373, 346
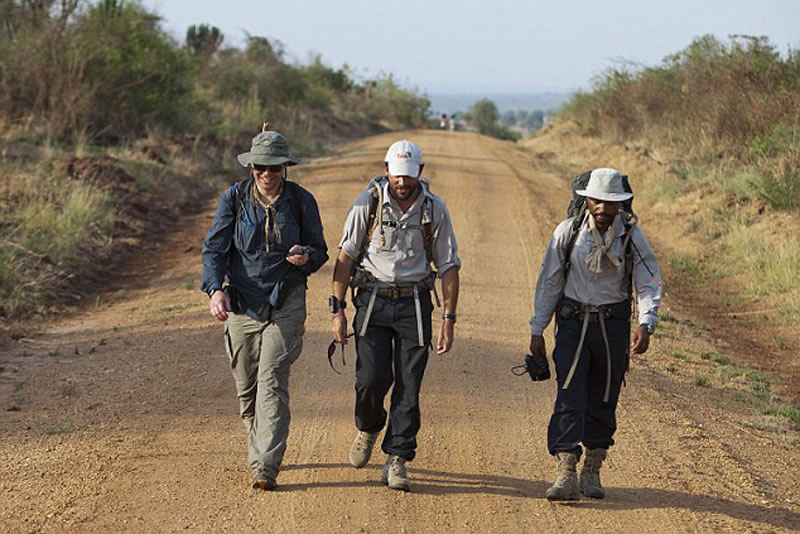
695, 376, 711, 387
668, 254, 700, 275
159, 304, 190, 315
668, 351, 688, 360
40, 421, 75, 435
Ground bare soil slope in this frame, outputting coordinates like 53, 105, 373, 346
1, 130, 798, 532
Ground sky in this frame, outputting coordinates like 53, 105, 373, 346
141, 0, 800, 95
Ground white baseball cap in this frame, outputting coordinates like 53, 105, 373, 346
384, 140, 423, 177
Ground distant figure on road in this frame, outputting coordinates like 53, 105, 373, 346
448, 115, 455, 131
330, 140, 461, 491
528, 168, 661, 501
440, 113, 448, 129
201, 126, 328, 490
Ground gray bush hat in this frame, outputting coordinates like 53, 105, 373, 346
236, 131, 300, 168
576, 168, 633, 202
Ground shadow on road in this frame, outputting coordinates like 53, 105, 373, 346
579, 486, 800, 531
280, 462, 547, 497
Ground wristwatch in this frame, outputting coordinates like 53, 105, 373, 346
442, 313, 457, 323
641, 323, 655, 335
328, 296, 347, 313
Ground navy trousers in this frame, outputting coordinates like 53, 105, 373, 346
547, 314, 630, 458
352, 289, 433, 461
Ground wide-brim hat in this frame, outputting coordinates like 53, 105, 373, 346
576, 168, 633, 202
236, 130, 300, 168
384, 139, 423, 177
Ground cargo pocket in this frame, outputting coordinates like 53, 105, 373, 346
224, 325, 238, 369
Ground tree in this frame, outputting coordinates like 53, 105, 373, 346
468, 98, 499, 135
186, 24, 223, 63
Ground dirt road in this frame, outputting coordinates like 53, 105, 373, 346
1, 130, 798, 532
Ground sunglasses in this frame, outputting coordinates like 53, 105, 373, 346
252, 164, 284, 174
327, 333, 355, 374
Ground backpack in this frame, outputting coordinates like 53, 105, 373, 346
357, 175, 435, 265
231, 177, 304, 238
562, 170, 637, 295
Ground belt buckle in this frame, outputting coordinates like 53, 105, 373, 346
391, 288, 400, 299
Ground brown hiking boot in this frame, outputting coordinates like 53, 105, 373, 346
579, 448, 607, 499
251, 471, 277, 491
545, 452, 580, 501
349, 430, 379, 468
383, 455, 410, 492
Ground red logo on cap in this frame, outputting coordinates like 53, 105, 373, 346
395, 151, 413, 159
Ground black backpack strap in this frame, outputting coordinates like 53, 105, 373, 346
421, 195, 434, 266
283, 180, 305, 240
232, 178, 254, 228
561, 207, 586, 283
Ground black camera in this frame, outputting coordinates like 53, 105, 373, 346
512, 353, 551, 381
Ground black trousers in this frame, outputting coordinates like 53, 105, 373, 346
547, 314, 630, 458
352, 289, 433, 461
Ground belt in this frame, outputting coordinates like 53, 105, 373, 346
557, 298, 630, 402
374, 287, 415, 299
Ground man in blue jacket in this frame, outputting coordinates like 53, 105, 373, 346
202, 128, 328, 490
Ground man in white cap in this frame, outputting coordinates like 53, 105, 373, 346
330, 139, 461, 491
528, 168, 661, 501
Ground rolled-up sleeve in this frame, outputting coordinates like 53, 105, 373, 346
201, 188, 235, 295
530, 220, 570, 336
432, 199, 460, 277
631, 228, 662, 330
338, 190, 371, 260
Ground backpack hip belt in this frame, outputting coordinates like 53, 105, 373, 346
557, 298, 630, 402
355, 271, 439, 348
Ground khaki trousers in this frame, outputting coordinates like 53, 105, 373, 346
224, 285, 306, 480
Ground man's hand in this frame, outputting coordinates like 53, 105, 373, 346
632, 325, 651, 354
530, 334, 546, 357
286, 244, 309, 266
332, 312, 349, 344
209, 290, 231, 322
436, 319, 455, 355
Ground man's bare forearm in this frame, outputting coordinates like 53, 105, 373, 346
441, 267, 460, 314
332, 249, 354, 301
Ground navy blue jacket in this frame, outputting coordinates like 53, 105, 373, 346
201, 178, 328, 320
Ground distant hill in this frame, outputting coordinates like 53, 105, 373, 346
427, 92, 573, 115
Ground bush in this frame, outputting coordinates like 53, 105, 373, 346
560, 35, 800, 210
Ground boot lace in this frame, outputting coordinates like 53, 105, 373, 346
355, 431, 377, 452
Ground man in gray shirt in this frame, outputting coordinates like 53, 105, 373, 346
529, 168, 661, 501
331, 140, 460, 492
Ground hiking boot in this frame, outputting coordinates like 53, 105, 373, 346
349, 430, 379, 468
545, 452, 580, 501
383, 455, 410, 492
579, 448, 607, 499
251, 471, 277, 491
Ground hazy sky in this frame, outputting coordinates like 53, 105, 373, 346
141, 0, 799, 94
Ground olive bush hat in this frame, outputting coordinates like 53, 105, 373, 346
236, 131, 300, 168
576, 168, 633, 202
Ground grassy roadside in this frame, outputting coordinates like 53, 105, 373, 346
0, 134, 235, 336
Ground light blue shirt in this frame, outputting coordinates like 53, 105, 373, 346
530, 213, 662, 336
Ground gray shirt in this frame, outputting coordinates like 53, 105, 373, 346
530, 213, 662, 336
339, 180, 460, 283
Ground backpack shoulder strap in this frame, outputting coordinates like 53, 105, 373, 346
283, 180, 305, 239
232, 178, 254, 228
419, 180, 435, 265
357, 176, 386, 263
561, 207, 586, 280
